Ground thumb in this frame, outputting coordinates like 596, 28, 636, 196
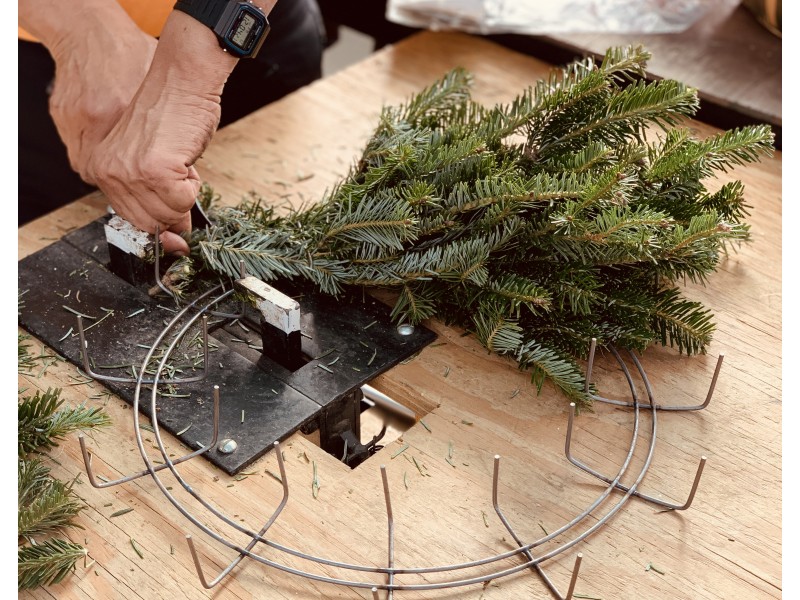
160, 211, 191, 256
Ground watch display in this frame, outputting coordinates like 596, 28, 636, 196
174, 0, 271, 59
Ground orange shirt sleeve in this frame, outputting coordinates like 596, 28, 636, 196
19, 0, 174, 42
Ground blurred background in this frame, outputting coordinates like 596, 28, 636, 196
319, 0, 781, 148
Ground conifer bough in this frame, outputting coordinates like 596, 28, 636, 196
195, 46, 774, 405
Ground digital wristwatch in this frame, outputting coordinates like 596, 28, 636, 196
173, 0, 270, 59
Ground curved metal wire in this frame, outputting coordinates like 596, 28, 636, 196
131, 313, 664, 592
135, 321, 650, 580
75, 280, 707, 596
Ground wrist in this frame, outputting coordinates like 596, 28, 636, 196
149, 10, 238, 99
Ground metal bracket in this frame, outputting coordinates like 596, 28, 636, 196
17, 216, 436, 474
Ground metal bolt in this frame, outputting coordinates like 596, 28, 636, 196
218, 439, 238, 454
396, 323, 415, 336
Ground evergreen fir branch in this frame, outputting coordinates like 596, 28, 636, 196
399, 180, 441, 208
538, 79, 699, 155
320, 192, 418, 250
598, 44, 651, 80
510, 46, 649, 149
529, 320, 602, 358
399, 67, 473, 126
390, 284, 439, 323
18, 459, 54, 508
645, 128, 701, 181
697, 125, 775, 174
546, 268, 603, 316
199, 229, 350, 295
698, 181, 750, 222
18, 388, 111, 457
651, 287, 715, 354
18, 459, 83, 539
18, 539, 87, 590
485, 274, 552, 317
181, 48, 773, 405
480, 47, 650, 146
515, 341, 589, 405
543, 142, 614, 174
473, 311, 524, 354
656, 213, 749, 281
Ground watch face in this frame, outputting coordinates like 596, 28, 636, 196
226, 7, 264, 53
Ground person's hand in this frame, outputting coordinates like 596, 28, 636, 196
47, 20, 156, 187
83, 11, 242, 255
21, 2, 275, 255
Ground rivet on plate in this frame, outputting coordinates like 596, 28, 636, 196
218, 439, 238, 454
397, 323, 415, 336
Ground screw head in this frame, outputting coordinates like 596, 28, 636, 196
396, 323, 415, 336
218, 439, 238, 454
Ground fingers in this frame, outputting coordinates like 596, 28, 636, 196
87, 148, 199, 256
159, 230, 191, 256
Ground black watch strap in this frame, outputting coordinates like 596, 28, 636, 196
173, 0, 228, 29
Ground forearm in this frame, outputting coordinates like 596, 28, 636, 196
149, 1, 277, 100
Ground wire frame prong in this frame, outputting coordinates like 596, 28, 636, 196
78, 384, 221, 488
185, 441, 290, 589
372, 586, 380, 600
493, 455, 584, 600
587, 342, 724, 412
568, 351, 710, 510
564, 553, 583, 600
76, 314, 211, 385
380, 465, 394, 599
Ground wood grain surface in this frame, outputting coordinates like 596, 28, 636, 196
18, 32, 781, 600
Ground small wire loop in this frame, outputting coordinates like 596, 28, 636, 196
153, 228, 248, 320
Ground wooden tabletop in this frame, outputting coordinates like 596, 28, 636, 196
18, 32, 781, 600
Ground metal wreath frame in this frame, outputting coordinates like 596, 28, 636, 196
76, 277, 716, 599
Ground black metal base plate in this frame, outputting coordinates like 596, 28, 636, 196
18, 217, 436, 474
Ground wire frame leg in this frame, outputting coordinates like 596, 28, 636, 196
77, 313, 211, 385
186, 441, 289, 588
492, 455, 583, 600
586, 338, 724, 411
571, 348, 709, 510
78, 385, 221, 488
380, 465, 395, 599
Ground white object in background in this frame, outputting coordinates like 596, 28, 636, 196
386, 0, 739, 35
